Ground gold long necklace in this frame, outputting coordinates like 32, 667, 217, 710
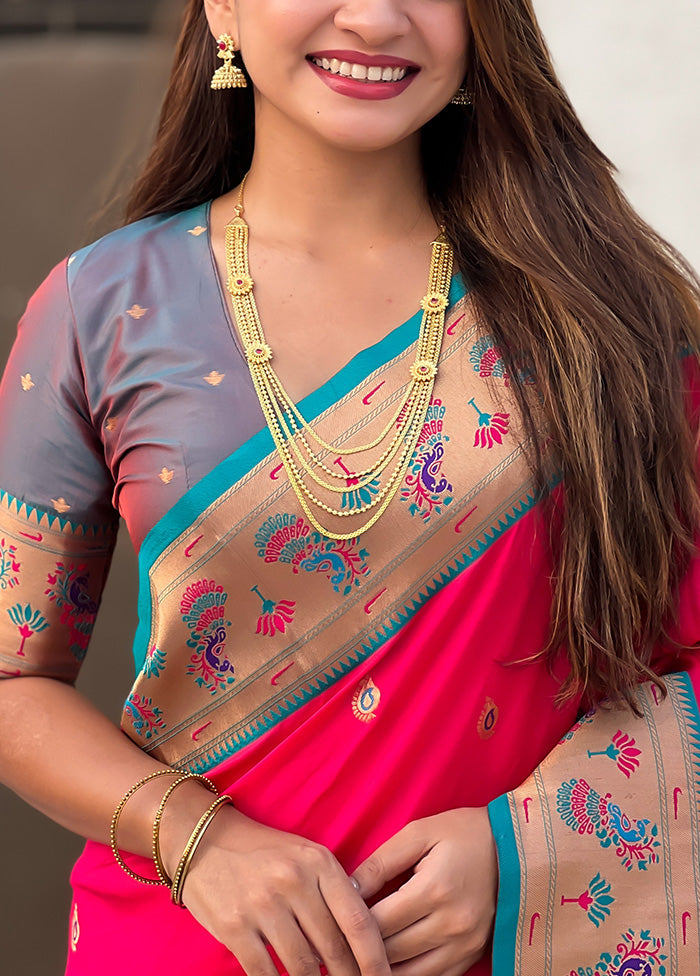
225, 178, 453, 540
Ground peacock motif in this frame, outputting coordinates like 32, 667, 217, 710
401, 398, 453, 523
469, 335, 509, 385
180, 579, 235, 695
573, 928, 667, 976
45, 562, 99, 661
254, 514, 370, 597
557, 778, 660, 871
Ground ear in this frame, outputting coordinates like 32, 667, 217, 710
203, 0, 239, 47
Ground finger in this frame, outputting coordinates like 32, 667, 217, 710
390, 946, 468, 976
295, 898, 360, 976
383, 917, 444, 965
263, 910, 323, 976
229, 933, 282, 976
352, 824, 430, 900
320, 874, 391, 976
369, 876, 429, 939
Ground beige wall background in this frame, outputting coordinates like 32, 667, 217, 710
0, 2, 698, 972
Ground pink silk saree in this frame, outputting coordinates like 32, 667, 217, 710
0, 205, 698, 975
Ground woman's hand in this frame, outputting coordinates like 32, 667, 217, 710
164, 800, 391, 976
350, 809, 497, 976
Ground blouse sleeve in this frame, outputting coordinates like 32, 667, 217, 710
0, 259, 118, 685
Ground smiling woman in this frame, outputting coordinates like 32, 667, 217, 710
1, 2, 700, 976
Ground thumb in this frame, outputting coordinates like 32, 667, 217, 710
351, 821, 429, 900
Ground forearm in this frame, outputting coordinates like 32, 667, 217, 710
0, 676, 221, 873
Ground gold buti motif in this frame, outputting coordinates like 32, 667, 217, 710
126, 305, 148, 320
204, 371, 225, 386
52, 497, 71, 514
158, 468, 174, 485
410, 360, 438, 382
20, 373, 34, 391
188, 226, 207, 237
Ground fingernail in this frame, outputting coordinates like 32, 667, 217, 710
350, 877, 360, 891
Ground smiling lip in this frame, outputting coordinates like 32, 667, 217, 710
308, 50, 419, 70
307, 59, 417, 100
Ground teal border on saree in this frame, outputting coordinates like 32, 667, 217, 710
488, 792, 522, 976
183, 486, 543, 772
673, 669, 700, 927
132, 274, 467, 673
129, 273, 559, 771
485, 672, 700, 976
0, 488, 117, 537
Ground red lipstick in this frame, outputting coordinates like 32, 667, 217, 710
308, 50, 419, 69
306, 51, 419, 102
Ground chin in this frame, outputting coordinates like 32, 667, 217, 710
307, 119, 423, 155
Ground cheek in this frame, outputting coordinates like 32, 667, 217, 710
239, 0, 325, 52
426, 5, 470, 78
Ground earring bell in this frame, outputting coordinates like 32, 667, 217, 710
211, 33, 248, 90
450, 87, 473, 107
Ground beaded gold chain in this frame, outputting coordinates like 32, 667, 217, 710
225, 177, 454, 540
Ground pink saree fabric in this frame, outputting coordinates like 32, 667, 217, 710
66, 498, 582, 975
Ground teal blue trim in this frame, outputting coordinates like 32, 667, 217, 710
0, 488, 117, 537
183, 486, 545, 773
132, 275, 467, 672
488, 792, 521, 976
674, 671, 700, 791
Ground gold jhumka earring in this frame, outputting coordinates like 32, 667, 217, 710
450, 86, 473, 107
211, 33, 248, 90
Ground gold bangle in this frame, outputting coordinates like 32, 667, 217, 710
152, 773, 218, 885
171, 794, 233, 907
110, 769, 183, 886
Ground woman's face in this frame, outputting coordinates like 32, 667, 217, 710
214, 0, 469, 152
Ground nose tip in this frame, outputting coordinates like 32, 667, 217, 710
334, 1, 411, 45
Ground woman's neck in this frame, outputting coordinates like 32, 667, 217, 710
236, 112, 437, 256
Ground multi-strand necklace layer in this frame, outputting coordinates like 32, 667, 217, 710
225, 180, 454, 541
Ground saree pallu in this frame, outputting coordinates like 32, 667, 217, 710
60, 275, 571, 974
70, 301, 700, 975
1, 206, 698, 975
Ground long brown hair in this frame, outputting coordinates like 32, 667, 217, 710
127, 0, 700, 708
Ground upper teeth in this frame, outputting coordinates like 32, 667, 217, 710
311, 58, 408, 82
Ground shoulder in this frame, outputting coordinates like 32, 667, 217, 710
65, 202, 212, 319
68, 204, 210, 278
